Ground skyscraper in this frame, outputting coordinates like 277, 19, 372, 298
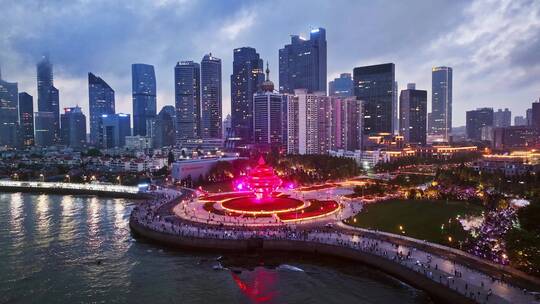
399, 83, 427, 145
279, 27, 327, 94
0, 72, 19, 148
200, 54, 222, 139
532, 100, 540, 130
18, 92, 34, 147
88, 73, 115, 144
132, 63, 157, 136
34, 112, 55, 147
329, 73, 353, 97
353, 63, 395, 136
60, 106, 87, 149
37, 56, 60, 145
526, 108, 533, 126
466, 108, 493, 141
331, 97, 362, 151
175, 61, 201, 140
253, 65, 284, 148
231, 47, 264, 143
154, 105, 176, 148
430, 66, 453, 141
493, 108, 511, 128
100, 113, 131, 148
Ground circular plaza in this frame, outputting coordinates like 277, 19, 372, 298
173, 157, 351, 226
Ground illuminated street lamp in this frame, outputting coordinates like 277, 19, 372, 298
39, 173, 44, 182
65, 174, 70, 182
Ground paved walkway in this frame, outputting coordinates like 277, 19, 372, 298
131, 188, 539, 304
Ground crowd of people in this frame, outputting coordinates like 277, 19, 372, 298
129, 188, 537, 304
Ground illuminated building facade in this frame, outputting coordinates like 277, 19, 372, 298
399, 83, 427, 145
175, 61, 201, 140
132, 63, 157, 136
231, 47, 264, 143
430, 66, 452, 142
0, 72, 18, 148
200, 54, 222, 139
88, 72, 115, 144
354, 63, 395, 137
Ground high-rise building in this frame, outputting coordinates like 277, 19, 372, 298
288, 89, 331, 154
231, 47, 264, 143
430, 66, 452, 141
466, 108, 493, 141
18, 92, 34, 147
493, 126, 539, 150
399, 83, 427, 145
175, 61, 201, 140
279, 27, 327, 94
99, 113, 131, 148
514, 115, 527, 126
253, 65, 284, 148
392, 81, 399, 135
329, 73, 353, 97
353, 63, 395, 136
0, 72, 19, 148
526, 108, 533, 126
36, 56, 60, 144
493, 108, 511, 128
154, 105, 176, 148
200, 54, 222, 139
286, 95, 299, 155
60, 106, 87, 149
331, 97, 362, 151
132, 63, 156, 136
34, 112, 56, 147
88, 73, 115, 144
532, 100, 540, 130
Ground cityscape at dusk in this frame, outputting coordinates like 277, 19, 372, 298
0, 1, 539, 304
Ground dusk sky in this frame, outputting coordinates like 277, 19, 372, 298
1, 0, 539, 127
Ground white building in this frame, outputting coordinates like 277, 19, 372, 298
289, 89, 332, 155
125, 136, 152, 150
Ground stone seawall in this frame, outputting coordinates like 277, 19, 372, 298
129, 219, 474, 304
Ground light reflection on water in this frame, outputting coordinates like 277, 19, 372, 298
0, 193, 431, 304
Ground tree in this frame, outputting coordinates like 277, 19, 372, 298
167, 151, 175, 166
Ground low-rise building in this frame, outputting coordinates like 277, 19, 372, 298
474, 151, 540, 176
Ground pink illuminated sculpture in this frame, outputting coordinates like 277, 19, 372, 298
244, 157, 282, 200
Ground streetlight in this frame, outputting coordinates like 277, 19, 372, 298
65, 174, 70, 183
39, 173, 44, 182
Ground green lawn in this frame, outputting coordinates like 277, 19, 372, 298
346, 199, 483, 246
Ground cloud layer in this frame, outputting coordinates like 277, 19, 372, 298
0, 0, 538, 126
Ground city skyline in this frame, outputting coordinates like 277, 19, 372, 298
1, 1, 539, 128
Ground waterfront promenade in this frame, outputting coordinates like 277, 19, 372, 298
0, 180, 145, 198
130, 188, 540, 304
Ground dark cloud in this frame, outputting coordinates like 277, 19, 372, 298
0, 0, 538, 126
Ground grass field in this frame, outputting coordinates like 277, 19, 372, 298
347, 199, 483, 245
